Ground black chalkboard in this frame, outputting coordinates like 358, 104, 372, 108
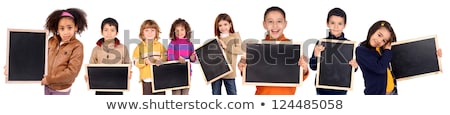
195, 39, 232, 84
6, 29, 48, 83
243, 41, 303, 86
86, 64, 130, 91
316, 39, 356, 90
391, 35, 442, 80
151, 61, 190, 93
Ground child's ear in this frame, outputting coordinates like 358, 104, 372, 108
263, 21, 268, 30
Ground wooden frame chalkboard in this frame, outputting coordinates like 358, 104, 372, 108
195, 38, 233, 84
243, 41, 303, 87
6, 29, 48, 83
151, 61, 190, 93
391, 35, 442, 81
86, 64, 131, 92
315, 39, 356, 91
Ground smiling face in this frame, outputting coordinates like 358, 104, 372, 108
263, 11, 287, 40
143, 28, 157, 40
57, 17, 78, 42
327, 15, 346, 37
218, 20, 231, 34
175, 25, 186, 39
369, 27, 392, 48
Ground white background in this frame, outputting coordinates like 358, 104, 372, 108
0, 0, 448, 114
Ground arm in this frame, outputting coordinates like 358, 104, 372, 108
230, 32, 243, 55
355, 47, 392, 74
123, 45, 131, 64
189, 43, 196, 62
167, 43, 175, 61
132, 45, 146, 69
89, 47, 98, 64
47, 44, 84, 84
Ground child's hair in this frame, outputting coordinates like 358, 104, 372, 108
327, 7, 347, 24
214, 13, 235, 37
361, 20, 397, 49
139, 19, 161, 41
101, 17, 118, 31
264, 6, 286, 21
45, 8, 88, 35
169, 18, 192, 41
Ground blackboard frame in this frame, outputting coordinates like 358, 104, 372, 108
391, 35, 442, 81
85, 64, 131, 92
5, 28, 48, 84
315, 39, 356, 91
243, 41, 304, 87
195, 38, 233, 85
150, 61, 191, 93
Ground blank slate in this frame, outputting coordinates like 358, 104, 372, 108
151, 61, 190, 93
195, 39, 232, 84
243, 41, 303, 87
6, 29, 48, 83
315, 39, 356, 91
391, 35, 442, 81
86, 64, 130, 91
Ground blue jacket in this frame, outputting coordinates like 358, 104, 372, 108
355, 45, 397, 95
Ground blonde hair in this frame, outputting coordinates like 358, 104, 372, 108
139, 19, 161, 40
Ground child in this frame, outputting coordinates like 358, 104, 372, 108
86, 17, 131, 95
167, 18, 197, 95
41, 8, 87, 95
211, 13, 243, 95
238, 6, 310, 95
309, 7, 358, 95
132, 19, 167, 95
356, 20, 443, 95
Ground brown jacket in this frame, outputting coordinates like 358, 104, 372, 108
46, 36, 84, 90
89, 38, 130, 64
220, 32, 243, 79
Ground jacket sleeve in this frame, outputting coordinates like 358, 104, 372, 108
356, 46, 392, 75
89, 47, 98, 64
133, 45, 146, 69
167, 42, 175, 61
123, 45, 131, 64
189, 43, 196, 62
229, 32, 243, 55
160, 44, 167, 62
309, 41, 319, 71
47, 43, 84, 84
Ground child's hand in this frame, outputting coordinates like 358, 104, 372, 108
437, 48, 442, 57
314, 45, 325, 57
144, 58, 152, 65
384, 42, 392, 50
154, 59, 163, 66
298, 55, 309, 74
178, 56, 186, 64
219, 39, 227, 50
349, 59, 358, 68
128, 71, 132, 80
84, 74, 88, 83
190, 52, 197, 62
238, 57, 247, 72
41, 75, 48, 85
4, 65, 7, 78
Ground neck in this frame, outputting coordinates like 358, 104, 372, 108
220, 33, 230, 38
104, 38, 115, 45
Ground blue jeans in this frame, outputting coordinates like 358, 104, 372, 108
211, 79, 237, 95
316, 88, 347, 95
